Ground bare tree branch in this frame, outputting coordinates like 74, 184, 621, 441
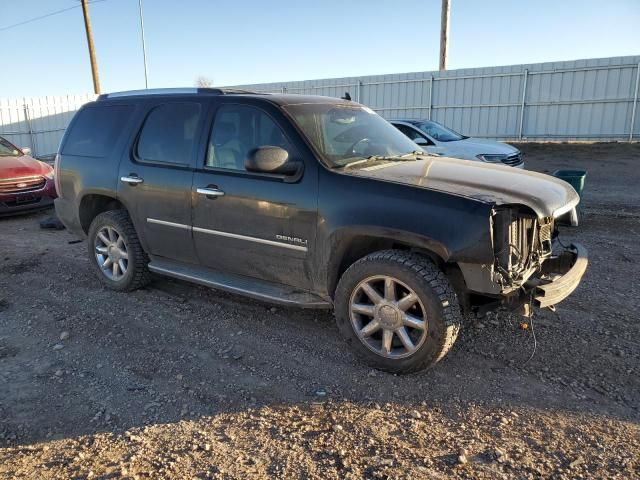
195, 76, 214, 88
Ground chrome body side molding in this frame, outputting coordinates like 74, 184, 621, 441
146, 218, 308, 252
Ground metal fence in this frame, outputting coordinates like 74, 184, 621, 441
234, 55, 640, 142
0, 94, 96, 158
1, 56, 638, 157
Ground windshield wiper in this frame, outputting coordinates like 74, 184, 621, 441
365, 151, 426, 161
339, 155, 413, 170
398, 151, 424, 158
335, 152, 426, 169
404, 150, 443, 158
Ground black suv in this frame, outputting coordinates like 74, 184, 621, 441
54, 88, 587, 373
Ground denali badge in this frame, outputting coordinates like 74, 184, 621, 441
276, 234, 308, 246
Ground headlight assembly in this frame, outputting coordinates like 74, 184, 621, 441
477, 154, 507, 163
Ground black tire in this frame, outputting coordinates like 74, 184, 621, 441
87, 210, 151, 292
334, 250, 462, 374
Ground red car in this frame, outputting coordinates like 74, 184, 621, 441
0, 136, 57, 216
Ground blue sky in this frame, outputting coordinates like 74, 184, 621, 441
1, 0, 639, 97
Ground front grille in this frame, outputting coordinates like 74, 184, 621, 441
501, 153, 523, 166
0, 176, 46, 194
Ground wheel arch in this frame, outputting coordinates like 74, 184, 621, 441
325, 228, 453, 299
78, 192, 125, 234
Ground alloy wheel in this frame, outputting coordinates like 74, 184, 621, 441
349, 275, 428, 359
94, 226, 129, 281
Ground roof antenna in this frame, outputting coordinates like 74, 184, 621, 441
341, 92, 352, 101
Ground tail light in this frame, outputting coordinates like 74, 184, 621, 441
54, 153, 62, 198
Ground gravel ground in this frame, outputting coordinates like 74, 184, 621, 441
1, 143, 639, 479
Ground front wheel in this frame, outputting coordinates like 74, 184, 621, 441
334, 250, 461, 374
87, 210, 151, 292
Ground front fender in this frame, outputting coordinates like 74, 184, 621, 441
311, 167, 498, 297
328, 225, 452, 263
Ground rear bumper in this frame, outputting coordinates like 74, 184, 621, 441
54, 197, 85, 237
531, 243, 588, 308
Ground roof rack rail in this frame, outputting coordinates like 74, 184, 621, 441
218, 88, 263, 94
97, 87, 262, 100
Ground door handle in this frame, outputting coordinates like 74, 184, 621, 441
197, 187, 225, 197
121, 175, 144, 185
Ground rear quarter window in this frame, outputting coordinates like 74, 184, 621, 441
62, 105, 133, 157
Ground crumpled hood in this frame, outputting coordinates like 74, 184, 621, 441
344, 156, 579, 218
0, 155, 52, 179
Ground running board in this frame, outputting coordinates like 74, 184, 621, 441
148, 257, 331, 309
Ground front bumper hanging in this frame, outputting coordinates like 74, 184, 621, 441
530, 243, 588, 308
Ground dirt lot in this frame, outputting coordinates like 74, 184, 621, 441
1, 143, 639, 479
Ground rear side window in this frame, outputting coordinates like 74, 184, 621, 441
136, 103, 201, 165
62, 105, 133, 157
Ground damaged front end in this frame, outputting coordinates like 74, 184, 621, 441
491, 205, 588, 311
456, 203, 588, 315
492, 206, 554, 292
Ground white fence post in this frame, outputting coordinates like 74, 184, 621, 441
428, 76, 434, 120
22, 101, 37, 157
629, 63, 640, 142
518, 69, 529, 140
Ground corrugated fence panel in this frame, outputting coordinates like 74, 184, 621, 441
0, 97, 30, 151
2, 56, 639, 157
235, 55, 640, 141
0, 93, 96, 157
521, 57, 639, 138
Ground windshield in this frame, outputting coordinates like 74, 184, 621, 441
417, 121, 466, 142
283, 103, 422, 167
0, 137, 22, 157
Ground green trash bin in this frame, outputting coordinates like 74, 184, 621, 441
552, 169, 587, 212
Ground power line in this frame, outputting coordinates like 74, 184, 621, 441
0, 0, 107, 34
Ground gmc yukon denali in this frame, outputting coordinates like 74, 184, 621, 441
54, 88, 588, 373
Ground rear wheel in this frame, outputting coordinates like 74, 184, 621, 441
334, 250, 461, 374
87, 210, 150, 291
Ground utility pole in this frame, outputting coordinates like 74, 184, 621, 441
81, 0, 100, 93
138, 0, 149, 88
439, 0, 450, 71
